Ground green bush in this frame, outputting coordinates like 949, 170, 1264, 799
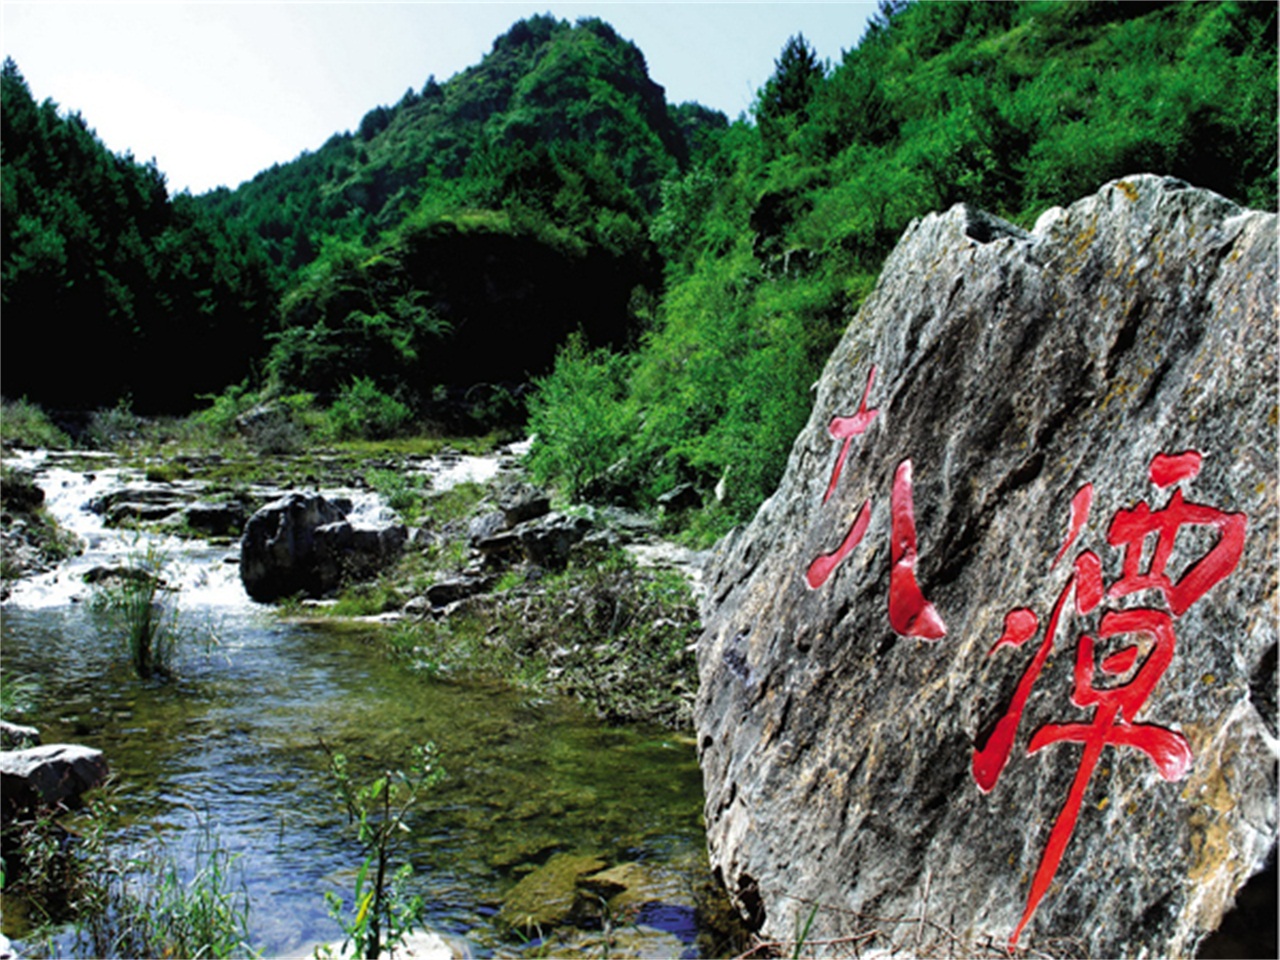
191, 381, 259, 438
325, 377, 413, 440
0, 397, 69, 449
90, 542, 180, 680
525, 333, 637, 498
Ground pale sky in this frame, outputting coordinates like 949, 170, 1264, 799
1, 2, 879, 195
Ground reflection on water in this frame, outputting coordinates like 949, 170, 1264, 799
1, 457, 708, 957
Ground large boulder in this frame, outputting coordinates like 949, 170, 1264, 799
0, 744, 109, 819
239, 492, 405, 602
696, 177, 1277, 958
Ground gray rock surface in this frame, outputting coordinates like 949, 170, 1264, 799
695, 176, 1277, 958
239, 492, 405, 602
516, 512, 593, 569
0, 744, 109, 818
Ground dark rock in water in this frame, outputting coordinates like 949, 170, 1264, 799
241, 492, 346, 600
240, 492, 405, 602
696, 177, 1277, 958
178, 501, 249, 537
88, 485, 192, 515
0, 744, 108, 819
106, 500, 184, 524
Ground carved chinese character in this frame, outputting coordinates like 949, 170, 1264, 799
805, 366, 946, 640
974, 452, 1247, 947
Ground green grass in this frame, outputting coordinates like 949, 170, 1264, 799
89, 542, 181, 680
6, 795, 257, 960
0, 397, 70, 449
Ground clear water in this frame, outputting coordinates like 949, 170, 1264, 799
1, 456, 708, 957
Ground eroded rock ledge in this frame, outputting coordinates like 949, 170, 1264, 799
696, 176, 1277, 957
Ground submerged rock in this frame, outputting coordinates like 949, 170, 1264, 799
497, 853, 607, 934
696, 176, 1277, 957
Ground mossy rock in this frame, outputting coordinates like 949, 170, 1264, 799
496, 853, 606, 934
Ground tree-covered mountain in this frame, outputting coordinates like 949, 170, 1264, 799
527, 0, 1278, 535
196, 15, 725, 419
1, 58, 277, 412
199, 14, 722, 281
1, 1, 1274, 526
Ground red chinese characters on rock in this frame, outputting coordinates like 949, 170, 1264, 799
973, 450, 1247, 948
804, 366, 947, 640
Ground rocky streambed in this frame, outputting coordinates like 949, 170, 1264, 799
0, 442, 733, 958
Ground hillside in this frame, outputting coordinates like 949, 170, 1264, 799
199, 14, 721, 282
199, 15, 726, 423
0, 59, 277, 411
525, 0, 1278, 536
2, 2, 1274, 529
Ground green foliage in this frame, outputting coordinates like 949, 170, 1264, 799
325, 377, 413, 440
268, 243, 451, 402
756, 33, 826, 153
527, 0, 1276, 534
6, 796, 256, 960
486, 551, 700, 725
365, 467, 430, 524
318, 742, 444, 960
85, 399, 144, 452
525, 334, 636, 499
1, 60, 278, 412
0, 464, 81, 577
0, 670, 38, 721
5, 2, 1275, 538
0, 397, 70, 449
87, 825, 257, 960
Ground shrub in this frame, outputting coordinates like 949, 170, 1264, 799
326, 378, 413, 440
6, 796, 256, 960
90, 542, 180, 680
85, 399, 143, 451
525, 333, 637, 499
192, 381, 259, 438
319, 742, 443, 960
0, 397, 70, 449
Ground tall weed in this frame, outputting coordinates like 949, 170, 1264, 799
90, 542, 180, 680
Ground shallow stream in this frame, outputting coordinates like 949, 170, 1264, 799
1, 454, 710, 958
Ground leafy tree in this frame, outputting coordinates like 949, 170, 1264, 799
1, 60, 277, 411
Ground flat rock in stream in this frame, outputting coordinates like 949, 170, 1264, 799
696, 176, 1277, 958
497, 853, 607, 934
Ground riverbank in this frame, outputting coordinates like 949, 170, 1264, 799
0, 436, 708, 727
